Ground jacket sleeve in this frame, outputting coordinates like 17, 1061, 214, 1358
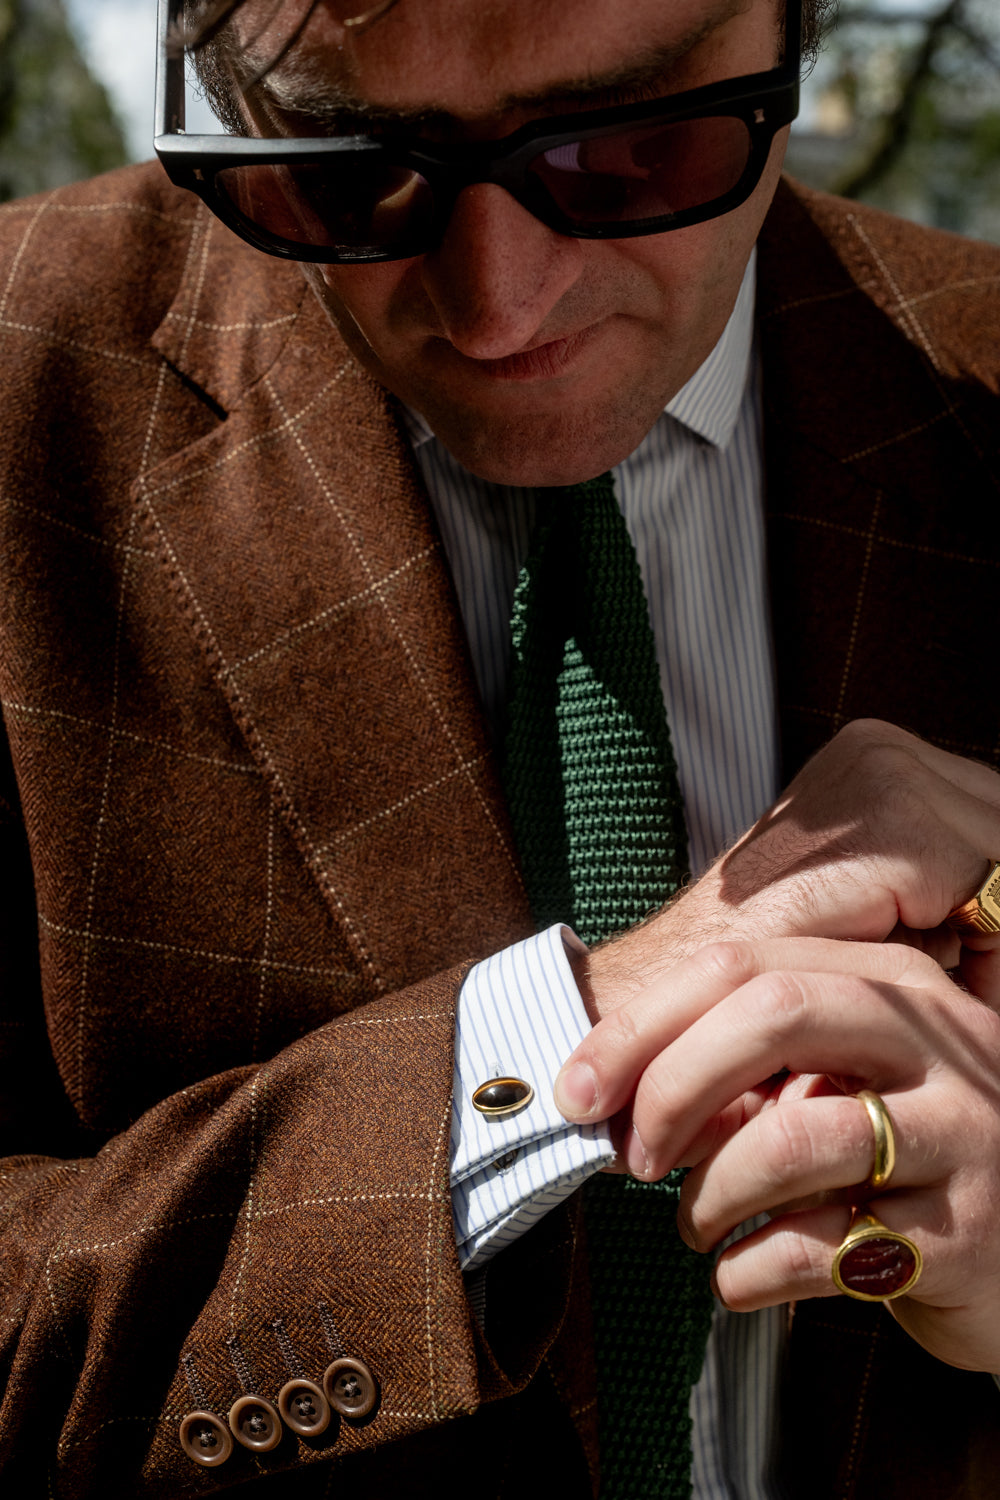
0, 172, 587, 1498
0, 753, 584, 1497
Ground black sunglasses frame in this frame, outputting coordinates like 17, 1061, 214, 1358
154, 0, 801, 265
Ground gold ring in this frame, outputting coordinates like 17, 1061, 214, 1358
833, 1209, 923, 1301
856, 1088, 896, 1191
947, 861, 1000, 938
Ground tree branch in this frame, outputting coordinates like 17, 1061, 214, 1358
834, 0, 965, 198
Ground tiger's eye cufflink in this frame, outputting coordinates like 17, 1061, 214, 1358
472, 1076, 534, 1118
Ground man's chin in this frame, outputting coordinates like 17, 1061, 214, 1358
411, 403, 658, 488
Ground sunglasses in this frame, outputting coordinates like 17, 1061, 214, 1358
155, 0, 800, 265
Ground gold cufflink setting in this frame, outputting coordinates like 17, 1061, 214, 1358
472, 1075, 534, 1118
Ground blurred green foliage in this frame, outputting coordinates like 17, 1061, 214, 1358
0, 0, 127, 203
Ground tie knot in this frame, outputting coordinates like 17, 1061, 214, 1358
537, 472, 618, 539
546, 471, 617, 507
532, 473, 629, 607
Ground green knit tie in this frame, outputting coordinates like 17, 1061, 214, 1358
501, 474, 714, 1500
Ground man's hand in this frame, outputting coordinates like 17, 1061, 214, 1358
572, 717, 1000, 1019
557, 935, 1000, 1373
552, 718, 1000, 1373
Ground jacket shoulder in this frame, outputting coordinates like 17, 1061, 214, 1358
762, 177, 1000, 391
0, 160, 309, 369
0, 160, 324, 504
0, 162, 206, 348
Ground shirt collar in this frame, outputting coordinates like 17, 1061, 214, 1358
402, 246, 756, 456
664, 248, 755, 449
402, 401, 435, 451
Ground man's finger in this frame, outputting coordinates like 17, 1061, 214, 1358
555, 938, 767, 1122
556, 936, 937, 1129
678, 1088, 944, 1253
624, 964, 936, 1177
959, 944, 1000, 1009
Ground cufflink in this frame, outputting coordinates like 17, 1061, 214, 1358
472, 1076, 534, 1118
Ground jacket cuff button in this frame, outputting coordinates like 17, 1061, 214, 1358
179, 1410, 233, 1467
278, 1377, 332, 1437
228, 1394, 283, 1452
323, 1357, 378, 1418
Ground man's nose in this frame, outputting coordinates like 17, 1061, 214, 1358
419, 183, 584, 359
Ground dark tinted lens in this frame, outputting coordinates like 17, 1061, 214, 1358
530, 115, 752, 224
215, 159, 436, 251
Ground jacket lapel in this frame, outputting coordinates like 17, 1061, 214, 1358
759, 180, 1000, 780
141, 215, 529, 995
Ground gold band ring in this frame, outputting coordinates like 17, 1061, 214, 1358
947, 861, 1000, 938
857, 1088, 896, 1192
833, 1209, 923, 1302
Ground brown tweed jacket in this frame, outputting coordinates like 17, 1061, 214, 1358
0, 163, 998, 1499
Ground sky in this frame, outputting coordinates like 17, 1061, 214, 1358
65, 0, 218, 159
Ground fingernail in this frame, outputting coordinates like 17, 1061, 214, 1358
554, 1061, 598, 1119
626, 1125, 650, 1179
709, 1270, 729, 1309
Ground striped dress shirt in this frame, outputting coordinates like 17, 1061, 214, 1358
408, 252, 785, 1498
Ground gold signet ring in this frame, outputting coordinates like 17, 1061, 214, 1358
947, 861, 1000, 938
833, 1209, 923, 1302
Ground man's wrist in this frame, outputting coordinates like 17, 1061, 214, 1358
570, 885, 703, 1024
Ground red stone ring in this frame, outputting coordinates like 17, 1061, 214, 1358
832, 1210, 923, 1302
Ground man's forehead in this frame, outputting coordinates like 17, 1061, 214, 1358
235, 0, 762, 125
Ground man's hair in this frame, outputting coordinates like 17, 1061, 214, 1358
180, 0, 401, 119
182, 0, 835, 135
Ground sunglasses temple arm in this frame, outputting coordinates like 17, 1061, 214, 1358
785, 0, 802, 72
155, 0, 187, 138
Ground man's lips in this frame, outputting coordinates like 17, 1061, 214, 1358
432, 323, 602, 381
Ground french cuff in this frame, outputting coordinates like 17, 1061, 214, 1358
451, 924, 614, 1271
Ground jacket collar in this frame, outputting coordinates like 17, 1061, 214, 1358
150, 212, 312, 413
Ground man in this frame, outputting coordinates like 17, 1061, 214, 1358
0, 0, 999, 1495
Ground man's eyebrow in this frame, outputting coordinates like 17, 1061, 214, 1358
250, 4, 749, 132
